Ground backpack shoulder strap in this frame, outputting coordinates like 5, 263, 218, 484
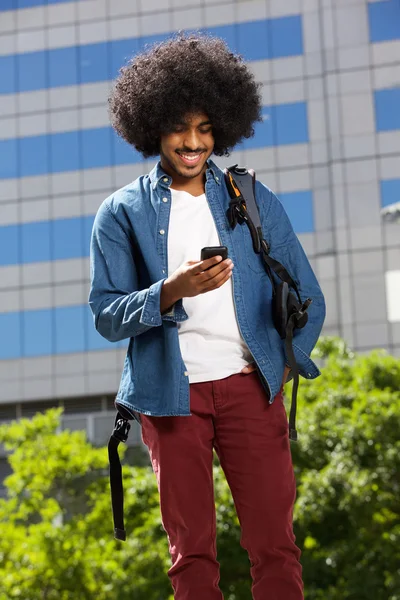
224, 165, 313, 444
224, 165, 301, 296
225, 165, 261, 230
224, 164, 265, 254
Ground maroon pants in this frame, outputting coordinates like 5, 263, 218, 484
141, 371, 303, 599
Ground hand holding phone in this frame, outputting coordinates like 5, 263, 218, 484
160, 246, 233, 311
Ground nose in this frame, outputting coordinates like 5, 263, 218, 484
183, 128, 202, 151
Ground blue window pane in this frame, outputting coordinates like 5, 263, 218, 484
270, 15, 303, 59
0, 313, 21, 360
20, 134, 49, 177
139, 32, 170, 52
368, 0, 400, 43
17, 0, 45, 5
49, 46, 78, 88
55, 305, 85, 354
0, 16, 306, 94
0, 224, 19, 266
381, 179, 400, 208
83, 215, 95, 257
50, 130, 80, 173
279, 191, 314, 234
82, 128, 112, 169
209, 24, 237, 54
21, 221, 51, 263
17, 0, 73, 8
80, 41, 109, 84
53, 218, 84, 260
23, 309, 52, 357
0, 0, 15, 11
375, 88, 400, 132
274, 102, 309, 145
113, 131, 142, 165
85, 306, 115, 351
241, 114, 274, 150
18, 51, 46, 92
0, 55, 16, 93
110, 38, 139, 79
237, 20, 269, 61
0, 139, 18, 179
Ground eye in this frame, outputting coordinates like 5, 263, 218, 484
199, 127, 212, 134
171, 125, 185, 133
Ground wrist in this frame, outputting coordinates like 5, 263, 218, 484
160, 278, 181, 314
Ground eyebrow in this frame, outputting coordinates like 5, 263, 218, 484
175, 120, 212, 127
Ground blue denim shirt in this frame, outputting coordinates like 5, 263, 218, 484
89, 159, 326, 417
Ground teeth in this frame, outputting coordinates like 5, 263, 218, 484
181, 154, 200, 161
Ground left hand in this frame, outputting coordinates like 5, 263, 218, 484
241, 363, 291, 388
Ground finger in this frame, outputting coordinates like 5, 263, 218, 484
196, 256, 233, 278
198, 260, 233, 284
191, 255, 223, 275
203, 262, 233, 285
200, 265, 233, 292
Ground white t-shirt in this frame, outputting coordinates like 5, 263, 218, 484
167, 188, 252, 383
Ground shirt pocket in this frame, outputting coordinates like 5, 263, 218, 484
240, 224, 267, 274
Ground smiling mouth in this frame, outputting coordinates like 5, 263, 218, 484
176, 152, 205, 166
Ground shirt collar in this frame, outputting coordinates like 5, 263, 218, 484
149, 159, 222, 190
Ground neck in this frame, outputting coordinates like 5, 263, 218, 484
161, 160, 208, 196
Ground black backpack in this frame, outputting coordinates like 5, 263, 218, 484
224, 165, 312, 439
108, 165, 312, 540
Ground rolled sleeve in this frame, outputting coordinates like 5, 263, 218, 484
162, 298, 189, 323
139, 279, 165, 327
89, 201, 176, 342
141, 280, 189, 326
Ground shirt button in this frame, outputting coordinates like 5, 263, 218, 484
163, 177, 168, 182
184, 371, 189, 376
216, 176, 219, 181
159, 229, 165, 235
162, 197, 168, 203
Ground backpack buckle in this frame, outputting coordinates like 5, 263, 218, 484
112, 417, 131, 444
227, 197, 246, 228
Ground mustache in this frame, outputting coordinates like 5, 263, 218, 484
176, 149, 206, 154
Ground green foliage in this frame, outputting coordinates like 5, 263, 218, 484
291, 337, 400, 600
0, 409, 172, 600
0, 336, 399, 599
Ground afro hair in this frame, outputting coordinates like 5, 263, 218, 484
109, 32, 263, 158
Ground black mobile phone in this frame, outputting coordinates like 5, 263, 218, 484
201, 246, 228, 263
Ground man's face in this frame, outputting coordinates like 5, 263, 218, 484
159, 112, 214, 180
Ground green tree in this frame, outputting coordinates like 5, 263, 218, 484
0, 337, 399, 599
292, 338, 400, 600
0, 409, 173, 600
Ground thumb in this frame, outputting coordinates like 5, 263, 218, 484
241, 363, 256, 374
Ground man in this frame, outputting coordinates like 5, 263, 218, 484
89, 33, 326, 600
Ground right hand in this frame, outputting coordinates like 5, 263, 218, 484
161, 255, 234, 310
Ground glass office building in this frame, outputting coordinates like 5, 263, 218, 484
0, 0, 399, 474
